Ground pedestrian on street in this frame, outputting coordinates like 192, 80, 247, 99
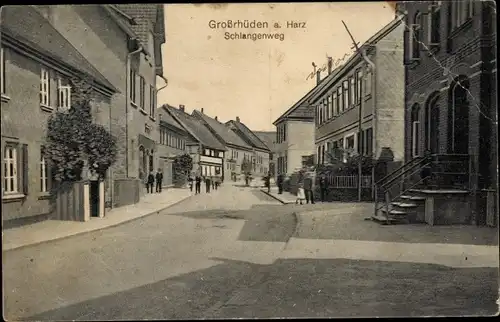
296, 182, 305, 205
146, 170, 155, 194
188, 175, 194, 192
265, 172, 271, 193
214, 176, 221, 190
277, 174, 283, 194
303, 173, 315, 204
205, 176, 211, 193
155, 168, 163, 193
195, 175, 201, 194
319, 173, 328, 202
211, 176, 216, 190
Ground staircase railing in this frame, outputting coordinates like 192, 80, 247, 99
373, 153, 472, 224
374, 155, 431, 223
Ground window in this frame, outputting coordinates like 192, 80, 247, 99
283, 124, 287, 142
139, 76, 146, 110
336, 87, 341, 114
329, 93, 334, 118
345, 134, 356, 150
40, 67, 51, 106
40, 151, 48, 193
3, 145, 18, 194
365, 128, 373, 155
219, 151, 223, 158
350, 77, 355, 107
409, 12, 422, 60
365, 71, 372, 96
342, 80, 349, 111
57, 78, 71, 110
205, 149, 210, 156
323, 98, 328, 121
428, 1, 441, 46
149, 85, 156, 118
452, 0, 473, 29
130, 69, 137, 104
411, 104, 421, 157
356, 69, 362, 103
1, 47, 5, 95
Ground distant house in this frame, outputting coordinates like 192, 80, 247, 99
273, 83, 319, 176
157, 105, 190, 186
309, 16, 404, 165
192, 110, 254, 180
1, 6, 118, 227
226, 117, 271, 178
165, 105, 226, 178
254, 131, 277, 177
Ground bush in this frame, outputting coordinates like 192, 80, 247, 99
172, 153, 193, 186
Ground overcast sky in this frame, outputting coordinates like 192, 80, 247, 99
159, 2, 395, 131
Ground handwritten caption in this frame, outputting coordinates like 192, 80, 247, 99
208, 19, 306, 42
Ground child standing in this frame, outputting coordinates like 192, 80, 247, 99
296, 182, 305, 205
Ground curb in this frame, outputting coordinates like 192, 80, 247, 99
259, 189, 295, 204
3, 194, 194, 253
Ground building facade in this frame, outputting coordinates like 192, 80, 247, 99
226, 117, 271, 178
165, 105, 226, 178
157, 105, 189, 186
398, 1, 497, 224
273, 86, 317, 176
1, 6, 117, 227
192, 110, 254, 180
310, 17, 405, 165
34, 5, 167, 206
254, 131, 278, 177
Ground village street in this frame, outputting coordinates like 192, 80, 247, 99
3, 183, 498, 320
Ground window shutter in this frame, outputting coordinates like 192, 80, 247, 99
403, 27, 411, 65
22, 144, 28, 195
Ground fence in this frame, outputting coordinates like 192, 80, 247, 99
326, 175, 372, 188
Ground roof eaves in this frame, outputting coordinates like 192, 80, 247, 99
101, 5, 137, 39
272, 84, 322, 125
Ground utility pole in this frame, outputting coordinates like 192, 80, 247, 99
342, 20, 365, 202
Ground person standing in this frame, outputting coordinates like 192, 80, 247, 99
155, 168, 163, 193
277, 174, 283, 194
188, 175, 194, 192
319, 173, 327, 202
205, 176, 211, 193
303, 173, 315, 204
211, 176, 216, 190
147, 170, 155, 194
214, 176, 220, 190
265, 172, 271, 193
295, 182, 305, 205
195, 175, 201, 194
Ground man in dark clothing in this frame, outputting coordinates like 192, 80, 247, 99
319, 174, 327, 202
188, 176, 194, 192
147, 171, 155, 194
195, 176, 201, 194
211, 177, 216, 190
265, 172, 271, 193
277, 174, 283, 194
303, 174, 315, 204
155, 169, 163, 193
205, 177, 211, 193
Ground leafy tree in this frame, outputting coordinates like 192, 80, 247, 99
172, 153, 193, 185
44, 76, 117, 183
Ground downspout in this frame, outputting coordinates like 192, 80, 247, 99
126, 45, 144, 178
157, 75, 169, 93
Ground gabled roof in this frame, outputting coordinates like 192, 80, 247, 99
272, 82, 322, 125
192, 111, 252, 150
159, 106, 187, 134
165, 105, 226, 151
226, 120, 270, 151
1, 6, 117, 93
254, 131, 277, 151
308, 15, 404, 103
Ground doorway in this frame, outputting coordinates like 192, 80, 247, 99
90, 180, 100, 217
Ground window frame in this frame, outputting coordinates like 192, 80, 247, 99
1, 47, 5, 95
149, 85, 156, 119
40, 67, 51, 107
57, 77, 72, 110
428, 2, 441, 47
412, 121, 421, 157
3, 144, 18, 195
130, 69, 137, 104
342, 80, 349, 111
349, 76, 356, 107
336, 87, 342, 114
356, 69, 363, 103
40, 152, 49, 193
139, 76, 146, 111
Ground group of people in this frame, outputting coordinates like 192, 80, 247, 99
145, 169, 164, 193
274, 172, 329, 205
188, 175, 222, 194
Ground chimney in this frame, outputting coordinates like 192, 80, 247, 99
179, 104, 185, 112
215, 116, 218, 121
316, 70, 321, 85
201, 108, 204, 114
327, 57, 333, 75
236, 116, 240, 122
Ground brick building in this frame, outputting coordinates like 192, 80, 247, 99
310, 17, 405, 165
165, 105, 226, 178
157, 105, 189, 187
1, 7, 117, 227
35, 5, 167, 207
192, 110, 254, 180
226, 118, 271, 178
396, 0, 497, 225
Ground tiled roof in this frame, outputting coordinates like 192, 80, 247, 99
254, 131, 277, 151
159, 107, 186, 133
192, 111, 252, 149
1, 6, 117, 92
226, 120, 270, 151
167, 106, 226, 151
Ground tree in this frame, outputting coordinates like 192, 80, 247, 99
172, 153, 193, 186
241, 158, 253, 186
44, 76, 117, 183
